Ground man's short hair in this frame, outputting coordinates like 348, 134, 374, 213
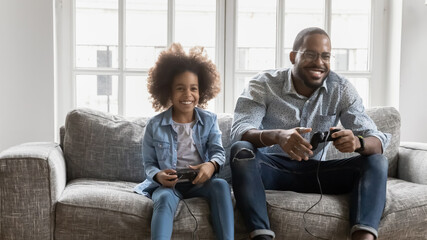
292, 27, 330, 51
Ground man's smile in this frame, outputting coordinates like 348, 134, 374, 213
306, 67, 327, 79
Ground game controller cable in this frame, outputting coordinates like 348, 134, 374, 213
303, 132, 330, 240
172, 175, 198, 240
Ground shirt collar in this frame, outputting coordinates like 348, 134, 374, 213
283, 67, 329, 98
161, 107, 204, 126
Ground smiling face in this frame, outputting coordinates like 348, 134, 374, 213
290, 33, 331, 97
171, 71, 199, 122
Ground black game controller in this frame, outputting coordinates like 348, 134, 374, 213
310, 129, 340, 150
176, 169, 199, 183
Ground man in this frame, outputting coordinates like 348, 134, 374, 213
230, 27, 390, 240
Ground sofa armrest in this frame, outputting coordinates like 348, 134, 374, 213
0, 142, 66, 240
397, 142, 427, 184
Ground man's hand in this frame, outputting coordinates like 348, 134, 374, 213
154, 169, 178, 187
330, 127, 359, 153
278, 127, 313, 161
188, 162, 215, 184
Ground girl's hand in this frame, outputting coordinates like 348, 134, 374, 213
188, 162, 216, 184
154, 169, 178, 188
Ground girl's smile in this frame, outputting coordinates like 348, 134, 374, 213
171, 71, 199, 123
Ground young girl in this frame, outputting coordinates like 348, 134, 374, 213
134, 43, 234, 240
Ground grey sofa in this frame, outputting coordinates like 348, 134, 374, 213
1, 107, 427, 240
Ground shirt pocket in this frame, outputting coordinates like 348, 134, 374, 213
153, 141, 171, 166
313, 114, 338, 132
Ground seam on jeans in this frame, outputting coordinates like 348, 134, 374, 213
356, 172, 362, 223
231, 147, 255, 162
211, 186, 226, 238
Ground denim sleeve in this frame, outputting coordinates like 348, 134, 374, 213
142, 119, 161, 181
207, 114, 226, 169
339, 83, 391, 151
231, 78, 267, 144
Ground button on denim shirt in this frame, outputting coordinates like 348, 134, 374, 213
134, 107, 225, 197
231, 68, 391, 160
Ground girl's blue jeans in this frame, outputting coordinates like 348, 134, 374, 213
230, 141, 388, 239
151, 178, 234, 240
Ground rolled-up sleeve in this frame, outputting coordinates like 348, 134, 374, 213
231, 77, 268, 143
207, 114, 226, 168
339, 83, 391, 152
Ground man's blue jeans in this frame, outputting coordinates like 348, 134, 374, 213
230, 141, 388, 239
151, 178, 234, 240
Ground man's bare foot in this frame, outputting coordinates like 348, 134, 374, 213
352, 230, 375, 240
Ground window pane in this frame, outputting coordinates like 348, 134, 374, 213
236, 0, 276, 71
125, 75, 157, 117
175, 0, 216, 62
126, 0, 168, 69
331, 0, 370, 71
76, 0, 119, 68
283, 0, 325, 68
348, 78, 369, 107
76, 75, 119, 114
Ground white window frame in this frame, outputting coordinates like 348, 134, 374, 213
56, 0, 387, 126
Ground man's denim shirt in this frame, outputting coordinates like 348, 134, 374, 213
134, 107, 225, 197
231, 68, 391, 160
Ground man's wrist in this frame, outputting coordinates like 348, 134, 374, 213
354, 135, 365, 153
259, 130, 275, 147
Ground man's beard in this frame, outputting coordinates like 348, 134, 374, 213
297, 66, 329, 90
301, 74, 327, 89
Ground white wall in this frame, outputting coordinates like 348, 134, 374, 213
0, 0, 55, 151
400, 0, 427, 143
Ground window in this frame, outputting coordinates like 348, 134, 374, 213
233, 0, 372, 108
61, 0, 380, 117
72, 0, 217, 117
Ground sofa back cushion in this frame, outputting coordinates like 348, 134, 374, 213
63, 108, 148, 182
62, 106, 400, 182
326, 106, 400, 177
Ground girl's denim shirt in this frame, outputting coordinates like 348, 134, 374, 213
133, 107, 225, 197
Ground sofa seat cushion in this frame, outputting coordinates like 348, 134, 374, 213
55, 179, 247, 240
55, 179, 151, 239
264, 178, 427, 239
379, 178, 427, 239
266, 190, 350, 239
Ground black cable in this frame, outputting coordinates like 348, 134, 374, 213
172, 177, 199, 240
303, 133, 330, 240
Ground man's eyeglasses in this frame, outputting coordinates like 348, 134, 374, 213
295, 50, 333, 63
